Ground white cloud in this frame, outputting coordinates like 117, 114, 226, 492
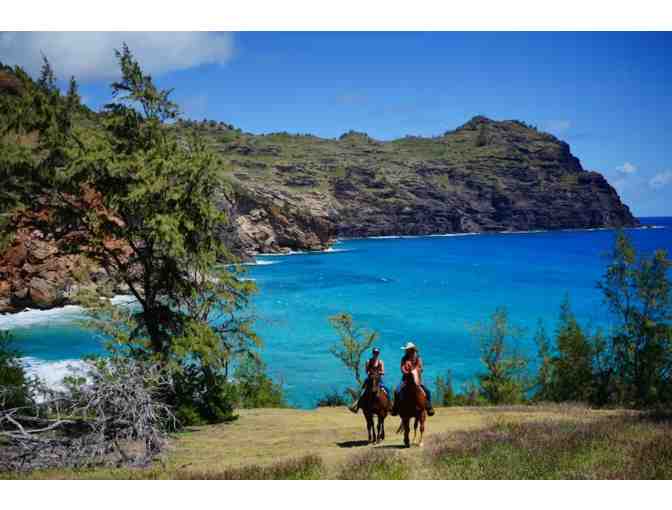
0, 32, 234, 82
543, 119, 572, 134
649, 170, 672, 189
616, 161, 637, 175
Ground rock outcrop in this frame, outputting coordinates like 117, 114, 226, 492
219, 186, 336, 257
220, 116, 637, 241
0, 227, 111, 313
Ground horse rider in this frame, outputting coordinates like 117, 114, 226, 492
350, 347, 390, 413
391, 342, 435, 416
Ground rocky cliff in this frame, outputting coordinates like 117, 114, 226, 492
211, 115, 636, 246
1, 107, 638, 312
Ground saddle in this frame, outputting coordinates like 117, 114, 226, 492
364, 380, 388, 398
399, 383, 425, 395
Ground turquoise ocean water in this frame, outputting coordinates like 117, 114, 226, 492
2, 217, 671, 408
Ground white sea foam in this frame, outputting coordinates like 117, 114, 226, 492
343, 224, 666, 241
426, 232, 482, 238
321, 247, 352, 253
0, 294, 136, 330
110, 294, 137, 305
0, 305, 85, 330
500, 230, 547, 235
361, 232, 482, 240
253, 260, 280, 266
256, 250, 304, 256
21, 357, 89, 388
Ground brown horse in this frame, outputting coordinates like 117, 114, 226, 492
396, 368, 427, 447
360, 372, 391, 444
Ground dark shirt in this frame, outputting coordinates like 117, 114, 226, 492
366, 358, 385, 377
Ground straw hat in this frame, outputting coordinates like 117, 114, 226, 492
401, 342, 416, 351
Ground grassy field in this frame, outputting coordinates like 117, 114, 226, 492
6, 404, 670, 480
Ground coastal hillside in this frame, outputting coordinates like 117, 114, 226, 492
0, 68, 637, 312
194, 115, 638, 255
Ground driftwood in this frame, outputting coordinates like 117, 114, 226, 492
0, 358, 175, 472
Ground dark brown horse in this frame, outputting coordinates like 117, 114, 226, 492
396, 368, 427, 447
360, 372, 391, 444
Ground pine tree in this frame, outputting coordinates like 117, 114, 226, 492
532, 320, 555, 401
551, 296, 594, 402
1, 48, 259, 423
473, 308, 528, 405
598, 231, 672, 406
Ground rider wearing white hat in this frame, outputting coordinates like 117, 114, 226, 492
391, 342, 435, 416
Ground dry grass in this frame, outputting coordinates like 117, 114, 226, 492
427, 412, 672, 479
4, 405, 666, 480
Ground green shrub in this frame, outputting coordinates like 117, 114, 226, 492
435, 371, 456, 406
218, 131, 239, 144
0, 331, 33, 410
472, 308, 529, 405
172, 365, 238, 426
315, 389, 349, 407
547, 296, 595, 402
234, 358, 286, 409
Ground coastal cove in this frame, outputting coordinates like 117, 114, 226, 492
2, 218, 671, 408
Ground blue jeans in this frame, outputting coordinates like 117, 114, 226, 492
364, 377, 390, 396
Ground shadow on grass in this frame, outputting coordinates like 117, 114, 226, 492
336, 440, 370, 448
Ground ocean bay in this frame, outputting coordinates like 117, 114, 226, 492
4, 219, 671, 408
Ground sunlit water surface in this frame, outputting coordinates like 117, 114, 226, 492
3, 217, 671, 408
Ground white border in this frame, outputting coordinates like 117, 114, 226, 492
2, 1, 671, 505
0, 479, 666, 507
1, 1, 671, 30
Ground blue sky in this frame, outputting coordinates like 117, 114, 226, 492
2, 32, 671, 216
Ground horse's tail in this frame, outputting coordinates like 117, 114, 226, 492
396, 422, 403, 434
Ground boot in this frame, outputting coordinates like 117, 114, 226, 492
421, 384, 435, 416
349, 393, 363, 413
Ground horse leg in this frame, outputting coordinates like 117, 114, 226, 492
379, 414, 385, 441
403, 418, 411, 448
418, 413, 426, 447
370, 414, 376, 443
413, 417, 419, 444
363, 411, 371, 442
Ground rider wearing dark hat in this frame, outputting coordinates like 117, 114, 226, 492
349, 347, 390, 413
